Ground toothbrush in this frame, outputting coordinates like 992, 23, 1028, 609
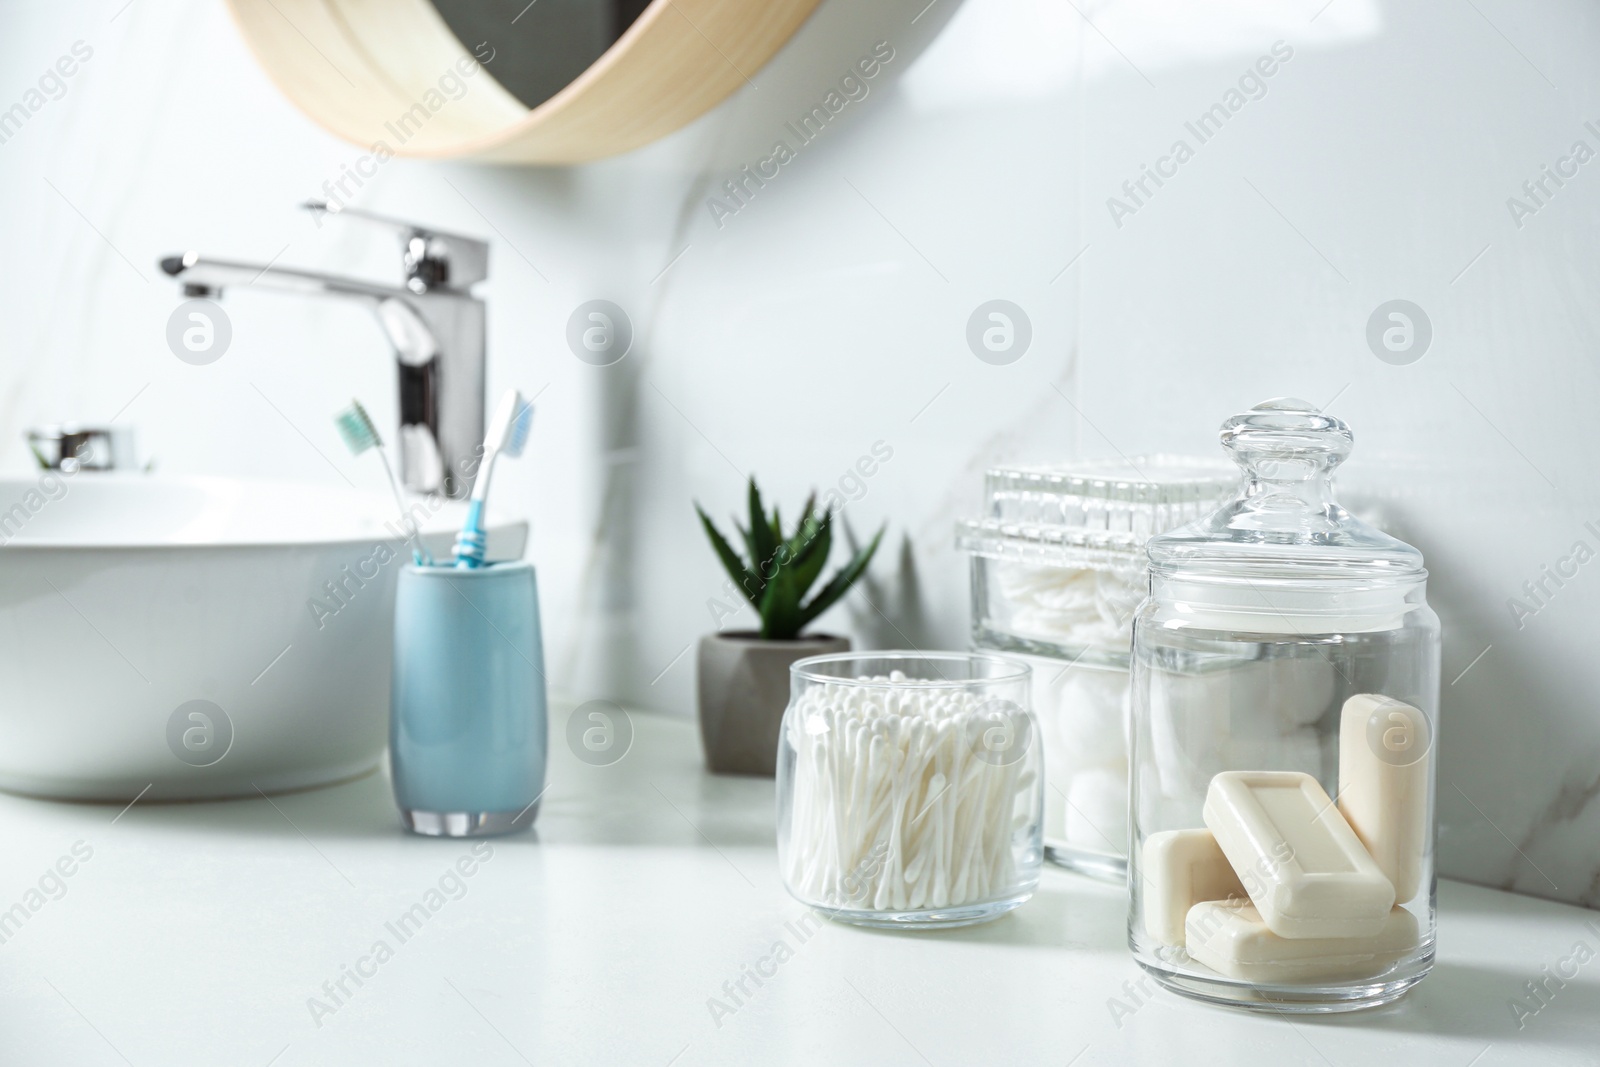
334, 399, 431, 565
453, 388, 533, 568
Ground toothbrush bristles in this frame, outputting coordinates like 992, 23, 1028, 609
480, 389, 532, 468
503, 399, 534, 459
333, 400, 382, 455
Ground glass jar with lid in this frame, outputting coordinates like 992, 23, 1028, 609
956, 456, 1238, 879
1128, 399, 1440, 1012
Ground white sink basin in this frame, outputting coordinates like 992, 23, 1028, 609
0, 473, 526, 801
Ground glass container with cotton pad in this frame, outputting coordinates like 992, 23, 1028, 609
956, 455, 1238, 880
1128, 399, 1440, 1012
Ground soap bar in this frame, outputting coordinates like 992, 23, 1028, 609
1203, 770, 1394, 938
1338, 694, 1431, 903
1185, 900, 1418, 983
1141, 829, 1246, 946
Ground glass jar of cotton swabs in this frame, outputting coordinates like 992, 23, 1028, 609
776, 652, 1043, 928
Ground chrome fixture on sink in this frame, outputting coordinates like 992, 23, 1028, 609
160, 203, 488, 497
26, 424, 138, 472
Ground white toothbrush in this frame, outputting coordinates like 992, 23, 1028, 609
453, 388, 533, 568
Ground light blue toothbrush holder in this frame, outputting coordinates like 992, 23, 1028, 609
391, 560, 548, 837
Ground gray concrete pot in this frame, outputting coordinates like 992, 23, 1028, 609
696, 631, 850, 776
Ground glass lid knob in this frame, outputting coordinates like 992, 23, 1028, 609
1220, 397, 1353, 485
1145, 397, 1424, 589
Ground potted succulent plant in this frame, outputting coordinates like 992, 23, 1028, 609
695, 479, 884, 776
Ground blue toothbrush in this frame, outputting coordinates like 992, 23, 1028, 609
454, 389, 533, 568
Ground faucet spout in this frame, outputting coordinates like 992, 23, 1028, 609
159, 252, 412, 303
158, 210, 489, 499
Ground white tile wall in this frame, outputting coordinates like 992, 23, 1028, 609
2, 0, 1597, 907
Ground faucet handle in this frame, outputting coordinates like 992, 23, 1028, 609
302, 201, 488, 293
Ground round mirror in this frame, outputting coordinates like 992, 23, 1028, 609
429, 0, 651, 111
225, 0, 824, 163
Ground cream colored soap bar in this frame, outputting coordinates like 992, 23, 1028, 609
1339, 694, 1430, 903
1142, 829, 1246, 945
1186, 900, 1418, 983
1203, 770, 1394, 938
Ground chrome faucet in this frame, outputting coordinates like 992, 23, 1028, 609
160, 202, 487, 497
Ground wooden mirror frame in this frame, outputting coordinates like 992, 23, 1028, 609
226, 0, 824, 164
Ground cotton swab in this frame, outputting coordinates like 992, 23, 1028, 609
782, 676, 1035, 914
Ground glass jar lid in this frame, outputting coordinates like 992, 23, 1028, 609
1145, 399, 1426, 632
982, 454, 1239, 537
957, 453, 1240, 571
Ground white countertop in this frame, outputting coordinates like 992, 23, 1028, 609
0, 707, 1594, 1066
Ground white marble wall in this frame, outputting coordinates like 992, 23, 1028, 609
2, 0, 1598, 908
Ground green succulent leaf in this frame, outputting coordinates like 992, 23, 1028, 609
786, 509, 832, 601
786, 495, 822, 559
797, 522, 885, 630
746, 478, 778, 584
758, 565, 804, 640
797, 492, 817, 525
696, 504, 761, 609
732, 522, 765, 602
699, 479, 886, 639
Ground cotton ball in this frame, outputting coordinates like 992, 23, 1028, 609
1226, 727, 1323, 779
1212, 660, 1288, 739
1128, 758, 1204, 839
1029, 665, 1073, 839
1054, 666, 1131, 771
1147, 666, 1230, 803
1173, 658, 1337, 740
1254, 654, 1337, 728
1066, 768, 1128, 853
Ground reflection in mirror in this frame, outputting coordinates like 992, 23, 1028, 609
431, 0, 653, 110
